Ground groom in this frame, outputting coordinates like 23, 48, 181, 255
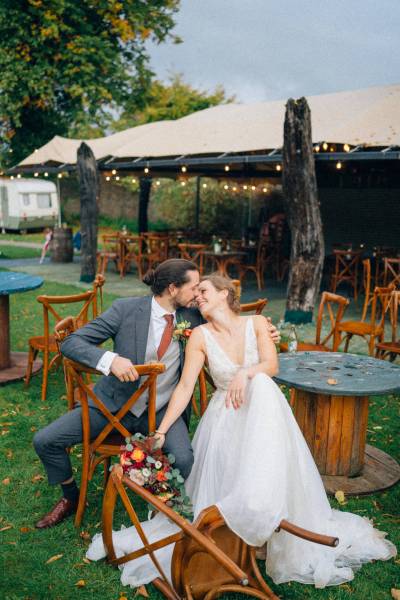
33, 258, 278, 528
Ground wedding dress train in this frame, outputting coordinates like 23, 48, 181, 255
87, 318, 396, 589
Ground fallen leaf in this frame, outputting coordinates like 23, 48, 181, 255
20, 527, 32, 533
2, 478, 10, 485
30, 426, 37, 432
372, 426, 382, 430
75, 579, 86, 587
391, 589, 400, 600
46, 554, 63, 564
119, 596, 128, 600
334, 490, 346, 505
34, 490, 41, 498
79, 531, 91, 540
6, 449, 13, 459
82, 558, 91, 564
0, 525, 13, 532
31, 474, 44, 483
327, 378, 338, 385
135, 585, 149, 598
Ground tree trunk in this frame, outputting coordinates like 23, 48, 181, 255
138, 177, 152, 234
77, 142, 99, 283
282, 97, 324, 324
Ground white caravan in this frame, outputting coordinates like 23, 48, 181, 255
0, 178, 59, 231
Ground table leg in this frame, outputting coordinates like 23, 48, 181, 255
0, 295, 10, 369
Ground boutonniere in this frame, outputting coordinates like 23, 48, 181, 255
173, 320, 192, 344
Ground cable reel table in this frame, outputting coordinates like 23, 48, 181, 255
274, 352, 400, 495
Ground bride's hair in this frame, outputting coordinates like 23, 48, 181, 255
200, 274, 241, 314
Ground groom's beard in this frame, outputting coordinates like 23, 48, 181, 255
174, 298, 199, 310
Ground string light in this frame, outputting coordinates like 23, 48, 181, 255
251, 185, 256, 191
275, 164, 282, 172
111, 169, 117, 175
10, 175, 14, 180
131, 178, 137, 184
224, 165, 230, 172
336, 161, 342, 170
106, 176, 110, 181
17, 173, 21, 178
144, 167, 149, 174
115, 176, 120, 181
57, 173, 62, 179
322, 142, 328, 151
330, 146, 335, 152
243, 185, 248, 190
156, 180, 161, 186
232, 186, 237, 192
314, 145, 320, 152
263, 187, 268, 193
34, 172, 39, 177
44, 172, 48, 177
181, 166, 187, 173
344, 144, 350, 152
202, 183, 207, 188
180, 181, 186, 186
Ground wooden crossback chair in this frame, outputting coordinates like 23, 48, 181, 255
120, 234, 145, 279
330, 249, 362, 300
63, 357, 165, 526
178, 243, 207, 274
240, 299, 268, 315
333, 285, 395, 356
142, 233, 169, 272
383, 257, 400, 288
375, 290, 400, 362
235, 241, 268, 291
102, 465, 338, 600
25, 276, 105, 402
280, 291, 349, 353
97, 234, 121, 276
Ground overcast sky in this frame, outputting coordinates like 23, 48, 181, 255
147, 0, 400, 103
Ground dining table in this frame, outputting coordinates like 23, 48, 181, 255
202, 250, 246, 277
274, 351, 400, 495
0, 271, 43, 383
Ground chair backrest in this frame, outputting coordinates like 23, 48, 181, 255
361, 259, 373, 321
92, 273, 105, 317
383, 257, 400, 288
388, 290, 400, 343
333, 249, 362, 280
101, 234, 120, 253
369, 285, 396, 330
231, 279, 241, 299
178, 243, 206, 271
64, 358, 165, 452
145, 234, 169, 262
37, 290, 97, 346
315, 291, 350, 348
240, 298, 267, 315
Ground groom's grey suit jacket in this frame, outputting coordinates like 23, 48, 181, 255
60, 295, 204, 426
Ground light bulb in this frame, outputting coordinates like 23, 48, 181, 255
251, 185, 256, 191
276, 164, 281, 172
156, 180, 160, 186
115, 176, 120, 181
181, 166, 187, 173
144, 167, 149, 174
57, 173, 62, 179
34, 172, 39, 177
336, 161, 342, 170
322, 142, 328, 150
131, 178, 137, 184
224, 165, 230, 172
263, 187, 267, 193
44, 172, 48, 177
232, 186, 237, 191
314, 145, 320, 152
344, 144, 350, 152
243, 185, 248, 190
202, 183, 207, 188
10, 175, 14, 179
111, 169, 116, 175
330, 147, 334, 152
106, 176, 110, 181
223, 184, 229, 190
17, 173, 21, 178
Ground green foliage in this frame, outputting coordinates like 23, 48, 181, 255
0, 244, 41, 259
113, 73, 234, 131
0, 0, 181, 166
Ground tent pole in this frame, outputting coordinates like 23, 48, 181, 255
56, 177, 62, 227
195, 176, 201, 232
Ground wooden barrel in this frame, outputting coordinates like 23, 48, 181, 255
50, 227, 73, 263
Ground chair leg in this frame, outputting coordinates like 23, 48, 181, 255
103, 457, 111, 487
75, 454, 90, 527
41, 350, 50, 401
343, 335, 352, 353
191, 395, 199, 417
368, 335, 376, 357
25, 344, 36, 387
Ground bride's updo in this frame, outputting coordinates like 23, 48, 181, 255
201, 274, 241, 314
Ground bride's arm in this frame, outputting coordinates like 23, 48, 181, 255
154, 328, 206, 443
226, 316, 279, 410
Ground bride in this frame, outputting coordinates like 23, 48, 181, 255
87, 275, 396, 589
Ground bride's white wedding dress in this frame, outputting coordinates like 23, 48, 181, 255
87, 318, 396, 589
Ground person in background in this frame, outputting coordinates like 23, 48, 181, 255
39, 227, 53, 264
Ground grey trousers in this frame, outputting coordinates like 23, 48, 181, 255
33, 404, 194, 486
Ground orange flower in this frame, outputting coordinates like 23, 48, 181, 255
132, 449, 145, 462
156, 470, 167, 482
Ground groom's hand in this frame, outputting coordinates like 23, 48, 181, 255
266, 317, 281, 344
110, 356, 139, 382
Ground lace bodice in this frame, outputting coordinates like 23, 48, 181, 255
200, 317, 260, 391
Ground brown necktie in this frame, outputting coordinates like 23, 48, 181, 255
157, 314, 174, 360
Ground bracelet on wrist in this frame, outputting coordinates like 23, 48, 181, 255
155, 429, 166, 436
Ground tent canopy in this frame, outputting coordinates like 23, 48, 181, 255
15, 83, 400, 171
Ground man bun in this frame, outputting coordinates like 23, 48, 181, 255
142, 269, 156, 287
142, 259, 197, 295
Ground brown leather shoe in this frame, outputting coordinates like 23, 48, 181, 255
35, 497, 78, 529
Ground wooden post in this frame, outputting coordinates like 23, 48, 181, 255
77, 142, 99, 283
195, 176, 201, 231
138, 177, 152, 234
282, 98, 324, 324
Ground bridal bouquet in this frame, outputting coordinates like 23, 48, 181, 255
120, 433, 193, 518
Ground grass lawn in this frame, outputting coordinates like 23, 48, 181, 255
0, 245, 41, 260
0, 278, 399, 600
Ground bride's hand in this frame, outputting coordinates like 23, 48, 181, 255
153, 431, 166, 449
266, 317, 281, 344
225, 369, 248, 410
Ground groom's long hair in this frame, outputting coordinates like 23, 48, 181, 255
143, 259, 197, 295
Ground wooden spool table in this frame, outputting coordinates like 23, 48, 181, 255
274, 352, 400, 495
0, 271, 43, 384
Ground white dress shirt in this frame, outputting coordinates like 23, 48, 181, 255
96, 296, 176, 375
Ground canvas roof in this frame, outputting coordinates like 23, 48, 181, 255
17, 83, 400, 168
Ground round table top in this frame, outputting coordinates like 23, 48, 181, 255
0, 271, 44, 296
203, 250, 246, 258
274, 351, 400, 396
